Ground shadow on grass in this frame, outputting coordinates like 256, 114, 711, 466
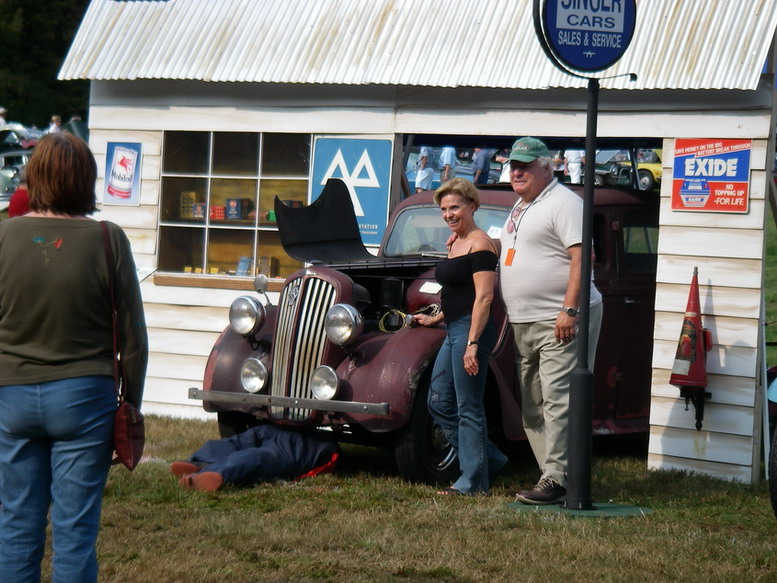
334, 432, 650, 489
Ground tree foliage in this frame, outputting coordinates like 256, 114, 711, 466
0, 0, 91, 128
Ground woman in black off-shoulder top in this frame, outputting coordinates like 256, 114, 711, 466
413, 178, 508, 496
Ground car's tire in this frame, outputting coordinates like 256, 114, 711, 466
217, 411, 260, 438
638, 170, 656, 191
594, 174, 604, 186
769, 426, 777, 519
394, 380, 459, 485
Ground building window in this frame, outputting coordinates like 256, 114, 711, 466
158, 131, 310, 280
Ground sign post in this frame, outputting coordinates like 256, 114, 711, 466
533, 0, 636, 511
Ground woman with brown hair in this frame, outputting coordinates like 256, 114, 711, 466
413, 178, 508, 495
0, 132, 148, 582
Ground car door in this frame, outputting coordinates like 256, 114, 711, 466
591, 202, 658, 424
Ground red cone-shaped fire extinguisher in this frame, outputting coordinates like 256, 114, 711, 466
669, 267, 712, 430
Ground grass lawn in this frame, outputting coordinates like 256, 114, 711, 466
37, 415, 775, 582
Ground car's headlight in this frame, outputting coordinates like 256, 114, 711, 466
240, 358, 268, 393
310, 366, 339, 400
324, 303, 363, 346
229, 296, 266, 336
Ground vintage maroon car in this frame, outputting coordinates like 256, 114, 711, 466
190, 179, 658, 484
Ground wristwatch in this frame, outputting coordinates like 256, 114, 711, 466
562, 307, 578, 317
467, 340, 478, 346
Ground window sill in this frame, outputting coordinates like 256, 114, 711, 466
153, 273, 285, 292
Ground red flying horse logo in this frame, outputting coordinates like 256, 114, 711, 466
117, 156, 132, 171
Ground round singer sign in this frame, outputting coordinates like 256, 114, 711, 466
537, 0, 637, 73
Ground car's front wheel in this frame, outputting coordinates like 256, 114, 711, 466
638, 170, 656, 191
394, 380, 459, 485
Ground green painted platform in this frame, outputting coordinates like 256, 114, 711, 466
507, 501, 653, 518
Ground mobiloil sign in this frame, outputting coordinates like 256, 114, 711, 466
671, 139, 751, 213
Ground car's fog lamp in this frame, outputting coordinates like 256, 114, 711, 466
310, 366, 339, 400
240, 358, 268, 393
229, 296, 266, 336
324, 304, 363, 346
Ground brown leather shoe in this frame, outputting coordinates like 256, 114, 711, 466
515, 477, 566, 505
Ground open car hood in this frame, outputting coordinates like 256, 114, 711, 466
274, 179, 376, 264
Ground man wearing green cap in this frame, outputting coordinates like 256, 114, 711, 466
499, 137, 602, 505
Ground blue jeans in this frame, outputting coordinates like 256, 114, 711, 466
427, 316, 507, 494
0, 376, 116, 583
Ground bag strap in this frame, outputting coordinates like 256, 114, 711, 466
100, 221, 126, 402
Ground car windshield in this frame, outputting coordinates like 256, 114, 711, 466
383, 204, 510, 256
596, 149, 628, 164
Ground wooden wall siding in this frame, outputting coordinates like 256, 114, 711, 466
647, 453, 753, 483
654, 283, 761, 320
141, 296, 233, 418
648, 138, 767, 483
654, 312, 759, 349
650, 396, 755, 435
656, 256, 763, 288
651, 370, 757, 408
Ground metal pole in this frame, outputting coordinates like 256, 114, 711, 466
565, 77, 599, 510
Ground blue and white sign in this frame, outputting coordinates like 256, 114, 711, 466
311, 138, 393, 246
539, 0, 636, 73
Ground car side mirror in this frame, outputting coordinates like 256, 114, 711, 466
254, 273, 272, 306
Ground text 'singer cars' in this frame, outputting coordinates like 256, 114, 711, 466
191, 179, 659, 484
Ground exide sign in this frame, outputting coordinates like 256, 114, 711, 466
672, 139, 752, 213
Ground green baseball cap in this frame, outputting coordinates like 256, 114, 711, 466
509, 137, 549, 163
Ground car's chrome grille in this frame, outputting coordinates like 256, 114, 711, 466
271, 275, 336, 421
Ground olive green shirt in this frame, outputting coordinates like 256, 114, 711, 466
0, 217, 148, 407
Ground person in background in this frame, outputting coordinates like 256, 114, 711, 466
45, 115, 62, 134
495, 148, 511, 183
8, 169, 29, 217
499, 137, 601, 505
414, 178, 508, 496
439, 146, 457, 182
0, 107, 6, 125
564, 148, 584, 184
415, 146, 435, 192
552, 150, 567, 182
0, 132, 148, 582
471, 147, 491, 185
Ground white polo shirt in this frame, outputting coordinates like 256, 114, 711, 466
498, 179, 601, 323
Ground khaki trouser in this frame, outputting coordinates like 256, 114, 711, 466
510, 301, 602, 487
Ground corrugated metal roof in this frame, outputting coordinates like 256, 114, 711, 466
59, 0, 777, 90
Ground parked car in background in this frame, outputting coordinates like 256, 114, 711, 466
629, 149, 663, 191
590, 148, 662, 191
590, 149, 631, 187
0, 148, 33, 213
0, 124, 41, 150
191, 179, 659, 484
0, 125, 38, 215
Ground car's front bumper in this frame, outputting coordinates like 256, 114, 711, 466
189, 388, 391, 416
